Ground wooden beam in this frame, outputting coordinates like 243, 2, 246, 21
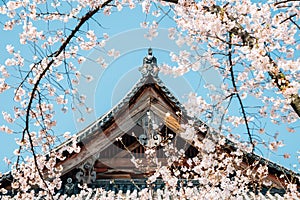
113, 141, 141, 158
95, 158, 168, 169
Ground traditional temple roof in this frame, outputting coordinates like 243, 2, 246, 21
68, 53, 187, 142
1, 49, 299, 197
52, 48, 299, 183
53, 47, 204, 155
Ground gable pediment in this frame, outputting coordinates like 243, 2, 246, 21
57, 73, 196, 179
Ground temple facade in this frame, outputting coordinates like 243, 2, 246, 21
57, 48, 200, 193
55, 49, 299, 196
1, 49, 299, 199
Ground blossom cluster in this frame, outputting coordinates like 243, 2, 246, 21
0, 0, 299, 199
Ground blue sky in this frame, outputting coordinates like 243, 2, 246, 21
0, 3, 299, 174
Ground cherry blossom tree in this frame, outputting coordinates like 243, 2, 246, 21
158, 0, 300, 156
0, 0, 299, 199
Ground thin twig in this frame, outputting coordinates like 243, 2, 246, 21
274, 0, 300, 6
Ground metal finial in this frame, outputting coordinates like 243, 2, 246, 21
148, 48, 152, 56
140, 48, 159, 77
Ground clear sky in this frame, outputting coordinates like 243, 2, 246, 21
0, 3, 299, 174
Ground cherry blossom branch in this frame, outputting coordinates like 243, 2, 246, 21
221, 5, 300, 118
266, 56, 300, 117
161, 0, 300, 119
218, 94, 233, 133
280, 13, 300, 30
167, 0, 300, 118
280, 13, 297, 24
289, 18, 300, 30
14, 0, 113, 194
27, 130, 54, 199
228, 34, 254, 150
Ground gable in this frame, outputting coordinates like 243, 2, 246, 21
58, 75, 194, 176
52, 49, 299, 191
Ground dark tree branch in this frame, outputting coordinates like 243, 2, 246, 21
280, 13, 300, 30
266, 56, 300, 117
290, 94, 300, 117
290, 18, 300, 30
15, 0, 113, 195
161, 0, 178, 4
280, 13, 297, 24
274, 0, 300, 6
228, 34, 254, 150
